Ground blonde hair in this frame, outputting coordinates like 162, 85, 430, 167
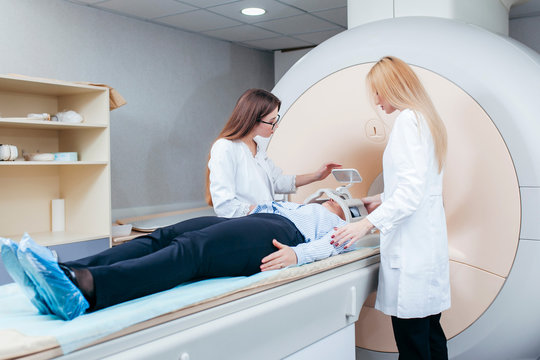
366, 56, 447, 173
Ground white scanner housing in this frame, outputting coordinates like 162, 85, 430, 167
268, 17, 540, 360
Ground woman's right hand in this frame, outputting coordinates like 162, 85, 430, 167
331, 218, 375, 249
314, 162, 342, 181
362, 194, 382, 214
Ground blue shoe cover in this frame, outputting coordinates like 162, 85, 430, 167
0, 238, 52, 315
17, 233, 89, 320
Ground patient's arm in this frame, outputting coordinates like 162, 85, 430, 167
291, 231, 349, 265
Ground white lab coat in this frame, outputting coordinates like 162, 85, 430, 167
366, 109, 450, 319
208, 136, 296, 218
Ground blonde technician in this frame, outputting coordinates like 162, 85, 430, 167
332, 56, 450, 360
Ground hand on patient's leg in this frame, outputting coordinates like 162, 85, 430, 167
0, 238, 52, 314
16, 233, 89, 320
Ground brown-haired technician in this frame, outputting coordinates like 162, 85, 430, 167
206, 88, 340, 218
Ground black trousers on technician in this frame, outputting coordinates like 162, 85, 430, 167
391, 313, 448, 360
65, 213, 304, 310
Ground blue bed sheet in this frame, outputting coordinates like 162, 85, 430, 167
0, 270, 279, 354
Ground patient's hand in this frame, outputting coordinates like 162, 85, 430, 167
260, 239, 297, 271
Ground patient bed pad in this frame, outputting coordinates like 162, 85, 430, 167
0, 242, 379, 359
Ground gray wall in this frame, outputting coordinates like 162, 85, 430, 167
510, 15, 540, 53
274, 48, 312, 84
0, 0, 274, 220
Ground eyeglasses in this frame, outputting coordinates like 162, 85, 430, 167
258, 114, 281, 130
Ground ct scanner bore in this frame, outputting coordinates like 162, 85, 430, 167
269, 17, 540, 360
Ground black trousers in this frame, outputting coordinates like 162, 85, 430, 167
391, 313, 448, 360
65, 213, 304, 310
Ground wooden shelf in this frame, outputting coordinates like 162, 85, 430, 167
0, 117, 107, 129
0, 74, 111, 246
0, 74, 101, 95
0, 161, 108, 166
3, 231, 111, 247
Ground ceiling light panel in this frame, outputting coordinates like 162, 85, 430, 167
209, 0, 303, 23
241, 8, 266, 16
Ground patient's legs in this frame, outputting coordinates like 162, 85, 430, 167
63, 216, 228, 309
65, 216, 226, 268
89, 213, 304, 310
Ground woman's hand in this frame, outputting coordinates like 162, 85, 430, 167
331, 218, 374, 249
260, 239, 297, 271
315, 162, 342, 181
295, 162, 341, 187
362, 194, 382, 214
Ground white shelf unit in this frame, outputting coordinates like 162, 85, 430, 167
0, 75, 111, 246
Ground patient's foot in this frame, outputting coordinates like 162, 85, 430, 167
59, 264, 96, 308
0, 238, 52, 315
17, 233, 89, 320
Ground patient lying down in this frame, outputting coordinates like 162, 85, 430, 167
1, 200, 351, 320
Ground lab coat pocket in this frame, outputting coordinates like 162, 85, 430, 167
390, 254, 401, 269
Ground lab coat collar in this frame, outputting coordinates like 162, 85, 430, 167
253, 135, 271, 152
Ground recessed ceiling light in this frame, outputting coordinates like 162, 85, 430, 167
241, 7, 266, 16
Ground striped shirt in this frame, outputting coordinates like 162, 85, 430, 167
252, 201, 350, 265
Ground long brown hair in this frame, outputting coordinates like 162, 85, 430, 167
366, 56, 447, 173
205, 89, 281, 205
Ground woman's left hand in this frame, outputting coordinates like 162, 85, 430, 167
315, 162, 342, 180
260, 239, 297, 271
331, 218, 374, 249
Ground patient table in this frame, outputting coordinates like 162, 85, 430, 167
0, 237, 379, 360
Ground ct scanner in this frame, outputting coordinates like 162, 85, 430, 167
269, 16, 540, 360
